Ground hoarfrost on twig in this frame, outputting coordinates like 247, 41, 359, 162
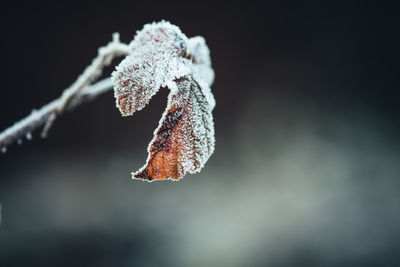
0, 78, 115, 149
0, 20, 215, 182
0, 32, 129, 148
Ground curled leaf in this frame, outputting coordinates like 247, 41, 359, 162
135, 75, 215, 181
111, 21, 215, 181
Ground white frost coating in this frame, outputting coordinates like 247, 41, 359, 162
187, 36, 215, 86
26, 132, 32, 140
57, 33, 130, 113
112, 20, 192, 116
0, 78, 114, 150
111, 21, 215, 116
112, 21, 215, 181
0, 30, 129, 149
173, 76, 215, 174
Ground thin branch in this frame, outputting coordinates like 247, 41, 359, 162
0, 33, 131, 152
0, 78, 114, 152
41, 33, 130, 137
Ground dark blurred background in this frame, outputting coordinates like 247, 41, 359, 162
0, 1, 399, 266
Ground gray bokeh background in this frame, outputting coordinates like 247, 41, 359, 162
0, 1, 399, 266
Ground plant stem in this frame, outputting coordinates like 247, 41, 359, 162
0, 78, 113, 151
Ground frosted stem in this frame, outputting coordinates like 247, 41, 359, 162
0, 78, 114, 150
41, 33, 130, 137
0, 33, 131, 151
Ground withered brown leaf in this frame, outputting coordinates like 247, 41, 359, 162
111, 21, 215, 181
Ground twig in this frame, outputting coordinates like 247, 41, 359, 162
0, 78, 114, 152
40, 33, 130, 137
0, 33, 130, 152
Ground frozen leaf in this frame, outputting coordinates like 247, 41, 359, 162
112, 21, 215, 181
112, 21, 191, 116
187, 36, 215, 87
134, 75, 215, 181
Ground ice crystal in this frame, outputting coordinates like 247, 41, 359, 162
112, 21, 215, 181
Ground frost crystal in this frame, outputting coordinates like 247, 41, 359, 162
112, 21, 215, 181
